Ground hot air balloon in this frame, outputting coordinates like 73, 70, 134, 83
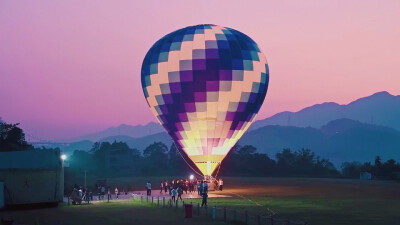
141, 24, 269, 176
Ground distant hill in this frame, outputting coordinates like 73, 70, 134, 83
250, 91, 400, 131
39, 118, 400, 167
240, 118, 400, 166
63, 91, 400, 143
34, 140, 93, 154
35, 132, 172, 155
35, 91, 400, 166
67, 122, 164, 142
99, 132, 172, 151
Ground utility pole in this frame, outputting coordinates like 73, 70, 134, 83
84, 170, 87, 188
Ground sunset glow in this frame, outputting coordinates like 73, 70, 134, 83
0, 0, 399, 140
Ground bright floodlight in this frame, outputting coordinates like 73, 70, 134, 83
61, 154, 67, 160
189, 175, 194, 180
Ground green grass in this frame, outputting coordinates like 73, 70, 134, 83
186, 177, 400, 225
0, 200, 226, 225
4, 177, 400, 225
188, 196, 400, 225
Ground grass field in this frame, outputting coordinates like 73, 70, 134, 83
2, 177, 400, 225
186, 177, 400, 225
0, 200, 226, 225
108, 177, 400, 225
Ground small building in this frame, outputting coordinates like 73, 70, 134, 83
0, 149, 64, 207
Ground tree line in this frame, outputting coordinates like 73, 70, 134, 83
341, 156, 400, 180
0, 122, 33, 151
1, 121, 399, 180
66, 141, 341, 178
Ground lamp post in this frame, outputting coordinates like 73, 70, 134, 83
84, 169, 87, 188
60, 154, 67, 203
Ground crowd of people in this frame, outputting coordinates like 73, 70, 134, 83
93, 184, 128, 200
158, 179, 197, 196
70, 184, 93, 204
153, 178, 209, 206
144, 178, 224, 207
70, 177, 224, 207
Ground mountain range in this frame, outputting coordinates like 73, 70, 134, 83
64, 91, 400, 142
67, 122, 164, 142
240, 118, 400, 166
250, 91, 400, 131
34, 91, 400, 166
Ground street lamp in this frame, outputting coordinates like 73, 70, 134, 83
61, 154, 67, 161
60, 154, 67, 202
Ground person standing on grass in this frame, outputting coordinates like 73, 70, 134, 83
164, 180, 168, 193
115, 187, 119, 199
101, 186, 105, 200
190, 180, 194, 193
184, 179, 189, 194
201, 181, 208, 207
160, 181, 164, 194
177, 186, 183, 201
219, 179, 224, 191
171, 188, 177, 203
78, 187, 83, 199
197, 181, 201, 195
201, 180, 208, 194
146, 181, 152, 196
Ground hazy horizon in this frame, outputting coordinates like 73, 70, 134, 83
4, 90, 398, 142
1, 0, 399, 139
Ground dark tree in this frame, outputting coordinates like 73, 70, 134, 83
237, 145, 257, 155
141, 142, 169, 175
341, 161, 362, 178
276, 148, 338, 177
143, 142, 168, 158
220, 145, 276, 176
0, 122, 33, 152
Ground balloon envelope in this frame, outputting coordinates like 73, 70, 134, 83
141, 24, 269, 176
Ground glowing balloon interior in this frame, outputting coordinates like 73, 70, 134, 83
141, 25, 269, 176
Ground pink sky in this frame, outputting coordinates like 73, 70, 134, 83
1, 0, 399, 140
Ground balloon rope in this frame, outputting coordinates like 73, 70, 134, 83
213, 162, 222, 179
172, 141, 203, 177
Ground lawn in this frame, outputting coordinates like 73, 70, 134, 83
187, 177, 400, 225
106, 177, 400, 225
0, 200, 225, 225
3, 177, 400, 225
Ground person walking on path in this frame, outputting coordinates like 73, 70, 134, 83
201, 180, 208, 194
164, 180, 168, 193
115, 187, 119, 199
184, 179, 189, 194
171, 188, 177, 203
100, 186, 105, 200
146, 181, 152, 196
160, 181, 164, 194
197, 181, 201, 195
201, 181, 208, 208
177, 186, 183, 201
219, 179, 224, 191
